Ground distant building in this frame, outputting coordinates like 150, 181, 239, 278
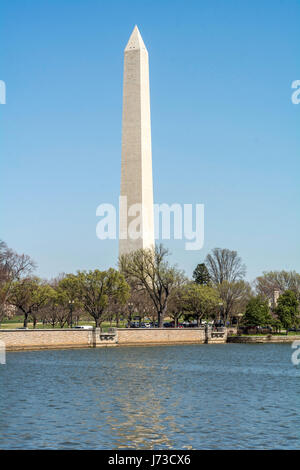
268, 289, 281, 310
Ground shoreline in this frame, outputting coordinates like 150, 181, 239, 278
0, 327, 299, 352
227, 335, 300, 344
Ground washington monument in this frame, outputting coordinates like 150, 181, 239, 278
119, 26, 155, 256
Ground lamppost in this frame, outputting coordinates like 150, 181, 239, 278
68, 300, 75, 328
128, 302, 134, 326
236, 313, 243, 330
218, 302, 223, 327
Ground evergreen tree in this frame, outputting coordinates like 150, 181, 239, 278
275, 290, 299, 332
193, 263, 211, 285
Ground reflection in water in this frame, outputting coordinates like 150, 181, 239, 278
93, 361, 182, 449
0, 344, 299, 449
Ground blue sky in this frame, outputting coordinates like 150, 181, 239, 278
0, 0, 299, 282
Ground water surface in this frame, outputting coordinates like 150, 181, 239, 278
0, 343, 299, 449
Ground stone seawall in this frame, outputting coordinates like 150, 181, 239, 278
0, 329, 94, 351
117, 328, 206, 345
227, 335, 300, 344
0, 327, 228, 351
1, 329, 297, 351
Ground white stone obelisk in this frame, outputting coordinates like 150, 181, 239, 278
119, 26, 155, 256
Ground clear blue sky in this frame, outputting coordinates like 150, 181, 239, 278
0, 0, 299, 282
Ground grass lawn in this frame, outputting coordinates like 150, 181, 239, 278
235, 332, 300, 336
0, 318, 128, 329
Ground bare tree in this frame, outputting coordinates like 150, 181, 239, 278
205, 248, 246, 285
217, 280, 252, 323
122, 285, 155, 325
255, 271, 300, 300
0, 240, 36, 324
120, 244, 186, 327
40, 299, 70, 328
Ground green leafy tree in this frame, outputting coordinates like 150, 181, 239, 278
192, 263, 211, 285
275, 290, 299, 333
167, 286, 187, 327
58, 274, 80, 303
9, 277, 55, 327
75, 269, 130, 327
243, 296, 272, 327
182, 283, 221, 326
57, 274, 84, 326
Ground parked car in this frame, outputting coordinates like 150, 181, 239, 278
239, 325, 272, 335
73, 325, 93, 330
214, 322, 225, 328
257, 326, 273, 333
169, 322, 184, 328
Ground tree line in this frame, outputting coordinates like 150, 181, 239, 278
0, 240, 299, 331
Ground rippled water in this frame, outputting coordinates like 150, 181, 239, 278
0, 343, 299, 449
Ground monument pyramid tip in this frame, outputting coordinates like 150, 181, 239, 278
125, 25, 147, 52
